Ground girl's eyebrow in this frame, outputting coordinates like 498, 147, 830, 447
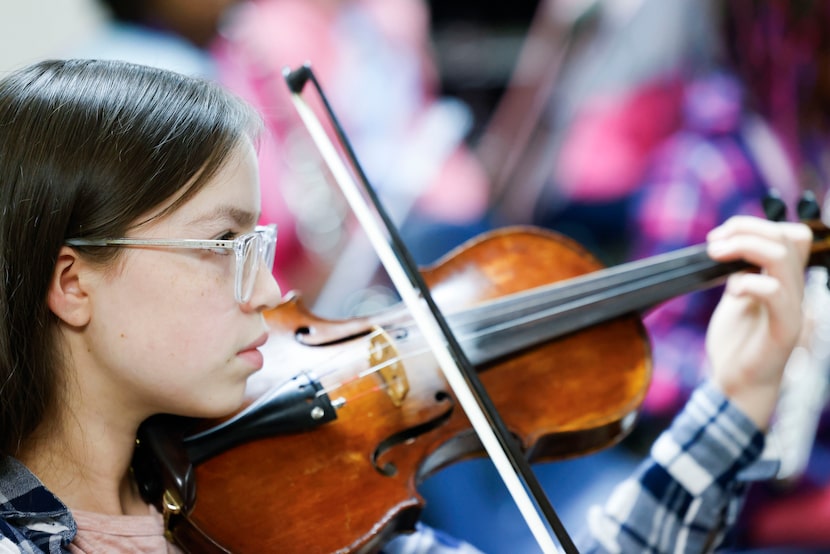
187, 206, 259, 229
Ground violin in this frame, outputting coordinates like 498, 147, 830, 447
133, 213, 830, 553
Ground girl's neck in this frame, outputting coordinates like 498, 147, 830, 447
18, 409, 148, 516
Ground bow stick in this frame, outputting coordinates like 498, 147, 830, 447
283, 63, 577, 554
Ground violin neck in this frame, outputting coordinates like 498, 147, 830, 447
453, 244, 750, 366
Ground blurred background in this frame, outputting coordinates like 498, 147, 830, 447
4, 0, 830, 552
0, 0, 101, 70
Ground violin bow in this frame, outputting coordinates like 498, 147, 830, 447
283, 64, 578, 554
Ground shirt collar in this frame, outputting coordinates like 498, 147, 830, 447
0, 456, 75, 537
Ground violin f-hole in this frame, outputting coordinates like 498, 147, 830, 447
371, 391, 454, 476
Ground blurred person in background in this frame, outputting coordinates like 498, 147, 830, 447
73, 0, 232, 78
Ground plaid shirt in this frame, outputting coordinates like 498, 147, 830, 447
1, 382, 766, 553
0, 457, 74, 553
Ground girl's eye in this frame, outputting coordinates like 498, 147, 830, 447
208, 231, 238, 255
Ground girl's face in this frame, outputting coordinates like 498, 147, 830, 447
76, 138, 282, 421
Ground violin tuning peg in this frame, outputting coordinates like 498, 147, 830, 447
797, 190, 821, 221
762, 190, 787, 222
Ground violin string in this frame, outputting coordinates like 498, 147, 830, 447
298, 326, 387, 383
312, 322, 491, 400
306, 258, 700, 404
306, 300, 558, 400
298, 290, 563, 399
338, 382, 386, 405
415, 247, 712, 331
314, 357, 395, 396
312, 329, 409, 398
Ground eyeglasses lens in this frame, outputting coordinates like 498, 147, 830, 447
238, 228, 277, 303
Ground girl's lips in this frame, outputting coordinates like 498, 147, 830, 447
237, 348, 265, 370
238, 333, 268, 369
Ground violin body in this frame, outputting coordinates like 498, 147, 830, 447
160, 226, 651, 553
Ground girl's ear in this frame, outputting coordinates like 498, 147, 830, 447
47, 246, 92, 327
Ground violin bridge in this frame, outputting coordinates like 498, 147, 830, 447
369, 326, 409, 406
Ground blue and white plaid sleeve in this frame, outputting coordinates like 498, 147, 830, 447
581, 380, 767, 554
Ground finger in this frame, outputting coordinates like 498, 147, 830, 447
707, 221, 811, 273
724, 272, 782, 300
724, 272, 802, 339
708, 218, 812, 265
707, 215, 812, 248
708, 234, 808, 290
725, 263, 804, 312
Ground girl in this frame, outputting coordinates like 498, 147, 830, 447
0, 59, 814, 553
0, 58, 281, 552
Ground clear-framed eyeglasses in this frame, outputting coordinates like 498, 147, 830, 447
66, 224, 277, 304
